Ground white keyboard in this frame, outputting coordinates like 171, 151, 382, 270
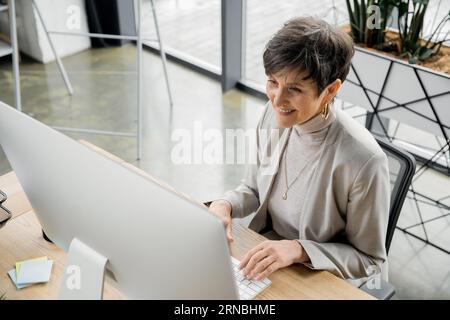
231, 256, 271, 300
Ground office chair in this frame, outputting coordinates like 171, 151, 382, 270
359, 138, 416, 300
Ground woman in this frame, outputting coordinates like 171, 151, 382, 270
209, 16, 390, 284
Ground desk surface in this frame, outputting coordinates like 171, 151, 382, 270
0, 141, 374, 300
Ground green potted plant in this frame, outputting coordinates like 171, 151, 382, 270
346, 0, 449, 69
394, 0, 450, 64
346, 0, 393, 49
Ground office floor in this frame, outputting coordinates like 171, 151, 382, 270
0, 45, 449, 299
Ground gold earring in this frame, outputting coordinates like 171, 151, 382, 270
321, 103, 330, 120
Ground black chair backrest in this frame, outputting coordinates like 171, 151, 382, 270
376, 138, 416, 253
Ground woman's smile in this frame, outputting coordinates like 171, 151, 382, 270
276, 107, 297, 116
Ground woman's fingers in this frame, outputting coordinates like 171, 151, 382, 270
237, 240, 300, 280
226, 223, 234, 242
219, 214, 233, 242
241, 245, 268, 275
242, 247, 269, 277
208, 200, 233, 243
239, 243, 265, 270
247, 255, 275, 279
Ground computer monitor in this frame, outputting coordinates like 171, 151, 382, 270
0, 101, 238, 300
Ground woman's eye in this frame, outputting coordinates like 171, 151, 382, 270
288, 87, 301, 93
268, 79, 277, 85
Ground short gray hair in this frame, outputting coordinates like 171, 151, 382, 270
263, 16, 355, 95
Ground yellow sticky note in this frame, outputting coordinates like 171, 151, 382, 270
16, 256, 48, 278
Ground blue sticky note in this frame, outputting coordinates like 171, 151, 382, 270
7, 269, 31, 289
16, 259, 53, 285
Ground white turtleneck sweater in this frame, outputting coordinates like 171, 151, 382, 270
267, 108, 336, 240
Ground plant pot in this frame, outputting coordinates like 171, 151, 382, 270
340, 24, 450, 75
338, 46, 450, 171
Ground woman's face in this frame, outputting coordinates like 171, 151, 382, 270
266, 68, 340, 128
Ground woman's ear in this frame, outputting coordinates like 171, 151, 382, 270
322, 79, 342, 104
328, 79, 342, 97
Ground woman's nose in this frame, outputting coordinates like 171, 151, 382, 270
273, 89, 288, 107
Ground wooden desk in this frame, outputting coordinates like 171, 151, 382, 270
0, 141, 374, 300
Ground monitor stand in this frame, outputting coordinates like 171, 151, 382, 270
59, 238, 108, 300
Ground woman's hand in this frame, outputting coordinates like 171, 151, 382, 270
208, 200, 233, 242
239, 240, 309, 280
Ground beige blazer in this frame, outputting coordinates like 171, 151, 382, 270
220, 101, 390, 281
